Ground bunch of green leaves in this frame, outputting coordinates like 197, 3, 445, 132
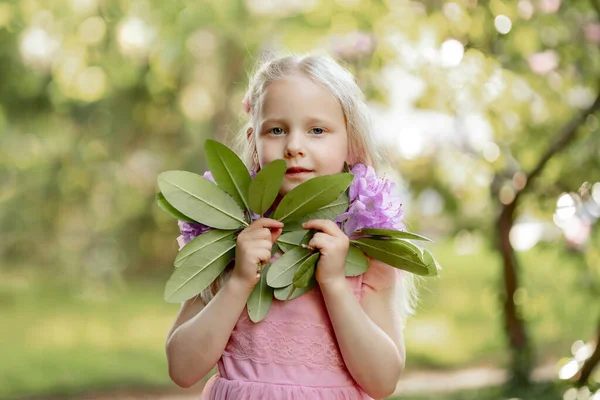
267, 227, 439, 302
157, 140, 440, 322
156, 139, 354, 321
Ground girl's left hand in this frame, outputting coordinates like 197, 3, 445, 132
302, 219, 349, 287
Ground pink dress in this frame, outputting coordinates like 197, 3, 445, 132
200, 258, 400, 400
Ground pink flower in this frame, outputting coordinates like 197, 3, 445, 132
336, 164, 405, 236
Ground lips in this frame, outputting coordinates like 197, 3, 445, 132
286, 167, 313, 174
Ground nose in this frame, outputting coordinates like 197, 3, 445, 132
284, 131, 305, 158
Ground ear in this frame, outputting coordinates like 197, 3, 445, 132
246, 127, 253, 141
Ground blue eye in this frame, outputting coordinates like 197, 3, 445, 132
311, 128, 324, 135
270, 127, 285, 135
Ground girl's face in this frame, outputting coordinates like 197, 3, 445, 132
254, 74, 349, 195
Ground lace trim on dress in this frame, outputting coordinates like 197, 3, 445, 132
223, 318, 346, 372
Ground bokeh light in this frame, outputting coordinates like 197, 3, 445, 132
494, 15, 512, 34
78, 16, 106, 45
440, 39, 464, 68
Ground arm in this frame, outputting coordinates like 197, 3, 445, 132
166, 218, 283, 388
302, 220, 404, 399
165, 277, 254, 388
320, 262, 405, 399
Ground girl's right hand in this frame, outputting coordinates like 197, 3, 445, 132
232, 218, 283, 289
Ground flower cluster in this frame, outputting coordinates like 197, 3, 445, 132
336, 164, 404, 237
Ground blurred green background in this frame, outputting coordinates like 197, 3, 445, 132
1, 0, 600, 399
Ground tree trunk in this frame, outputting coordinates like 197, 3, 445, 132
495, 89, 600, 386
577, 313, 600, 387
497, 201, 532, 386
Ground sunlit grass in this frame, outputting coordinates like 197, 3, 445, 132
1, 240, 597, 398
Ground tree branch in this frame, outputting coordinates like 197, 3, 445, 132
515, 89, 600, 202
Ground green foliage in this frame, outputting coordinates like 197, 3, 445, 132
272, 174, 354, 222
248, 159, 287, 216
247, 263, 274, 323
204, 139, 253, 214
164, 235, 235, 302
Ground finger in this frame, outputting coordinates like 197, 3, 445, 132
270, 227, 282, 244
256, 248, 272, 264
249, 218, 284, 230
308, 232, 329, 253
302, 220, 343, 236
245, 228, 271, 241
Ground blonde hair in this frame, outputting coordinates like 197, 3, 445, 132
200, 53, 419, 325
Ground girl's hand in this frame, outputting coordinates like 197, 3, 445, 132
233, 218, 283, 289
302, 220, 349, 288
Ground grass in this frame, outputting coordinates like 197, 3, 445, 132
1, 240, 598, 398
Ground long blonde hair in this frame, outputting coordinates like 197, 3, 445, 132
200, 53, 418, 325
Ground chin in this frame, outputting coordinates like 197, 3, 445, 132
279, 181, 301, 195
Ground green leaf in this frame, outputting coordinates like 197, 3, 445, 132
266, 246, 312, 288
156, 192, 196, 223
300, 229, 317, 245
272, 173, 354, 223
277, 230, 306, 252
343, 162, 350, 173
422, 248, 440, 277
247, 263, 274, 322
345, 245, 369, 276
280, 191, 349, 233
249, 159, 287, 215
175, 229, 234, 268
204, 139, 252, 213
299, 192, 349, 223
355, 228, 433, 242
351, 237, 430, 276
164, 236, 236, 303
292, 252, 319, 288
158, 170, 247, 230
281, 222, 304, 233
274, 276, 317, 301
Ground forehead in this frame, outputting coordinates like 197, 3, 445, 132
260, 74, 345, 123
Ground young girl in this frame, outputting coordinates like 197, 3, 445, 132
166, 54, 417, 400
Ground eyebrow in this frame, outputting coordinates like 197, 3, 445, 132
260, 116, 336, 126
